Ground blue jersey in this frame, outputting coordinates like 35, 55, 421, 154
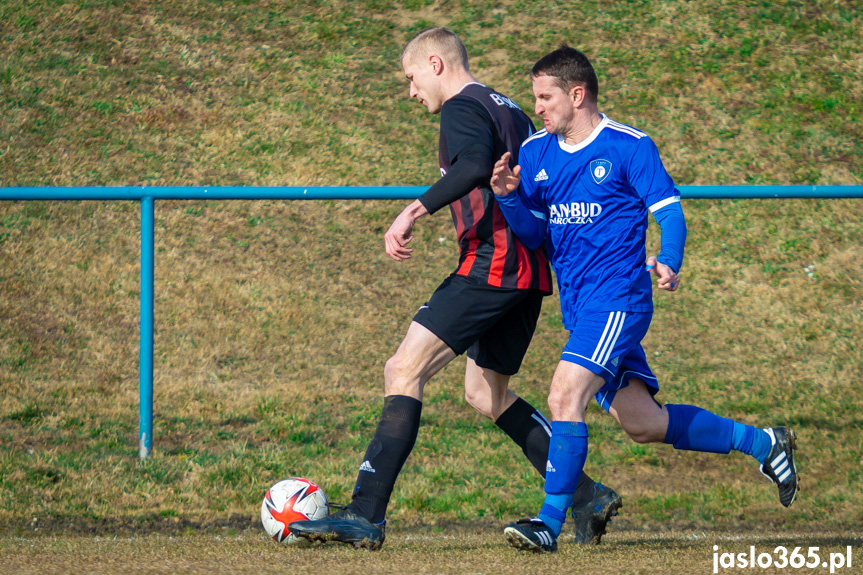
512, 115, 680, 327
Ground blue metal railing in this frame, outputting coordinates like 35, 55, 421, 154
3, 184, 863, 201
140, 196, 154, 459
2, 184, 862, 458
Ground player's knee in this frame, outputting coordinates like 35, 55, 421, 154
621, 419, 662, 443
547, 388, 577, 420
384, 354, 416, 396
626, 428, 653, 444
547, 378, 595, 420
464, 388, 493, 419
383, 354, 399, 387
384, 353, 427, 397
546, 389, 561, 415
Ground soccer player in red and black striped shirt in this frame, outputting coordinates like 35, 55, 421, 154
289, 27, 620, 549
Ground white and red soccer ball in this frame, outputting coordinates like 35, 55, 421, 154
261, 478, 329, 545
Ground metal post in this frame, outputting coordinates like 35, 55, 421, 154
139, 196, 154, 459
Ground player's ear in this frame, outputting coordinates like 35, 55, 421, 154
570, 84, 585, 107
429, 54, 444, 74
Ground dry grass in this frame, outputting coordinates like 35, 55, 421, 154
1, 197, 860, 533
1, 1, 860, 187
1, 530, 861, 575
1, 0, 862, 561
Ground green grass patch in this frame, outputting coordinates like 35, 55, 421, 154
0, 0, 861, 541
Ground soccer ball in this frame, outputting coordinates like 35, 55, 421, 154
261, 478, 329, 545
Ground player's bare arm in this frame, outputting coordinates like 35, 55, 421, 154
646, 255, 680, 292
384, 199, 429, 262
490, 152, 522, 197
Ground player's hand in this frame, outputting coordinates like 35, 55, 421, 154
384, 209, 415, 261
646, 256, 680, 292
491, 152, 521, 197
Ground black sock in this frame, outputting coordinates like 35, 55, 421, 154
494, 397, 552, 476
571, 470, 600, 507
349, 395, 422, 524
495, 397, 599, 505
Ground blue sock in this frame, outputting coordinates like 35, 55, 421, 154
664, 404, 732, 454
538, 496, 569, 535
538, 421, 588, 537
732, 422, 773, 464
731, 421, 754, 454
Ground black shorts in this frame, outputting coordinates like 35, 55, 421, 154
412, 274, 546, 376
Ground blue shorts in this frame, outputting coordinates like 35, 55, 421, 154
560, 311, 659, 412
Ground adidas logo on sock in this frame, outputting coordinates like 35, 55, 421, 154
546, 460, 556, 473
359, 460, 376, 473
534, 169, 549, 182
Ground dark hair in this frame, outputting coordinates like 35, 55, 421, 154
531, 44, 598, 102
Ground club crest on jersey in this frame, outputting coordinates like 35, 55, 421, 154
590, 159, 612, 184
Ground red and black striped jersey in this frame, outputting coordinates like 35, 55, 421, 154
438, 83, 552, 293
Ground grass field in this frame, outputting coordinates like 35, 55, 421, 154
1, 530, 861, 575
1, 0, 862, 572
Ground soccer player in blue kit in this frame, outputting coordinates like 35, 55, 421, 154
490, 45, 800, 553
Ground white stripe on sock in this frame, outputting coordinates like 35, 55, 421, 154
531, 413, 552, 437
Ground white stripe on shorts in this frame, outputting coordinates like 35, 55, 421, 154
592, 312, 625, 365
562, 352, 615, 376
591, 312, 617, 363
599, 312, 626, 366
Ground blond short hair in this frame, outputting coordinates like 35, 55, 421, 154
401, 27, 469, 71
